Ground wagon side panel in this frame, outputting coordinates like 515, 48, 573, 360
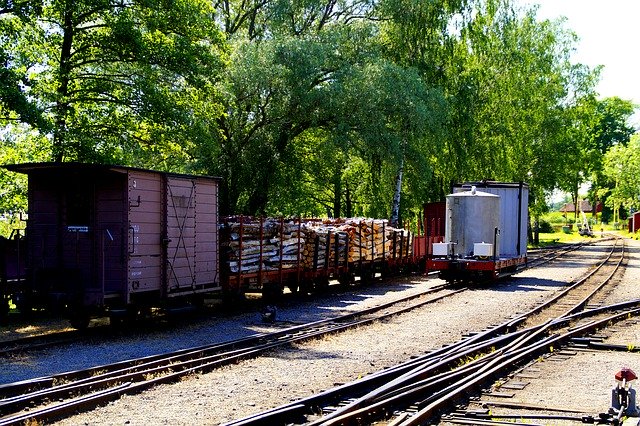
127, 171, 164, 300
164, 176, 197, 294
194, 178, 219, 290
94, 173, 128, 306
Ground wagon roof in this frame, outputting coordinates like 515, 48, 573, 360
447, 189, 499, 198
3, 162, 221, 181
454, 181, 529, 189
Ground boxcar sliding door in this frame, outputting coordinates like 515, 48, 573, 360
164, 176, 197, 294
164, 176, 219, 295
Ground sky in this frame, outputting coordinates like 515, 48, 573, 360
520, 0, 640, 126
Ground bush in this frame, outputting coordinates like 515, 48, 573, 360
537, 219, 554, 233
545, 212, 569, 224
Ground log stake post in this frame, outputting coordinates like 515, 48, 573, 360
415, 217, 420, 261
313, 234, 320, 272
279, 217, 284, 287
358, 220, 363, 278
296, 217, 302, 286
334, 233, 339, 269
370, 220, 374, 276
324, 231, 331, 275
258, 217, 264, 288
382, 221, 386, 261
393, 231, 397, 260
238, 216, 244, 289
344, 232, 349, 271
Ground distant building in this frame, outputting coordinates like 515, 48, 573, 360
559, 200, 602, 214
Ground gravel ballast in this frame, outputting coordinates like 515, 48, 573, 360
5, 239, 638, 425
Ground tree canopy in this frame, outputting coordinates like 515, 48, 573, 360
1, 0, 637, 224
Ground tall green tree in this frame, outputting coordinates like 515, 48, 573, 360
2, 0, 227, 166
602, 135, 640, 224
0, 1, 48, 130
204, 22, 446, 216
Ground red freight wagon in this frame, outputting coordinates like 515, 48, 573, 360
629, 212, 640, 234
4, 163, 220, 327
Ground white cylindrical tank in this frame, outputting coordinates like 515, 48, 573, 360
453, 182, 529, 258
445, 188, 500, 258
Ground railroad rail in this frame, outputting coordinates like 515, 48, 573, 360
224, 238, 633, 426
0, 283, 463, 425
0, 238, 616, 425
0, 238, 600, 357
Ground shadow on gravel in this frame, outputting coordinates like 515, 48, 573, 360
490, 277, 568, 292
274, 283, 421, 323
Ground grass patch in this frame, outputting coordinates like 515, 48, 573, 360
529, 223, 637, 248
529, 229, 615, 248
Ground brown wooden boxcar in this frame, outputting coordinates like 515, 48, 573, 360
4, 163, 220, 326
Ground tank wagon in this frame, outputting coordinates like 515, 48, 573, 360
427, 181, 529, 282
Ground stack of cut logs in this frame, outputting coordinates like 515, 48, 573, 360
300, 221, 350, 269
341, 218, 413, 263
224, 218, 303, 273
222, 217, 412, 274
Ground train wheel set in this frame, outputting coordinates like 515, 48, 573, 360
0, 163, 529, 328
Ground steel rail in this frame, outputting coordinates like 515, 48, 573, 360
314, 239, 626, 424
227, 298, 640, 426
227, 240, 632, 426
0, 281, 456, 398
506, 238, 622, 329
223, 327, 533, 426
319, 307, 640, 426
398, 308, 640, 426
0, 329, 83, 357
0, 284, 463, 425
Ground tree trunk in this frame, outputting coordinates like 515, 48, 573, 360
572, 185, 579, 223
390, 155, 404, 227
332, 168, 342, 218
52, 0, 75, 162
345, 183, 352, 218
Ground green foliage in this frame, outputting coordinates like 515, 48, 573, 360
536, 219, 553, 233
2, 0, 227, 167
602, 135, 640, 221
0, 124, 51, 214
0, 0, 624, 223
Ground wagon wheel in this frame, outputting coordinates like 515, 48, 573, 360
69, 309, 90, 330
109, 306, 142, 328
286, 279, 299, 296
262, 283, 283, 303
337, 273, 352, 288
15, 295, 32, 317
359, 269, 373, 286
222, 287, 245, 307
314, 276, 330, 293
0, 298, 8, 319
298, 279, 313, 296
109, 313, 125, 328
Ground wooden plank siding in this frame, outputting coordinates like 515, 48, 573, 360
165, 176, 197, 293
194, 177, 218, 287
127, 171, 164, 297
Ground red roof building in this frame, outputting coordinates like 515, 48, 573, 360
559, 200, 602, 214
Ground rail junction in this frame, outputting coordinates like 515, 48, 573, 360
1, 237, 639, 425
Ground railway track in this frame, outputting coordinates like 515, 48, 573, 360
0, 329, 83, 357
223, 237, 634, 426
0, 282, 464, 426
0, 238, 614, 425
0, 239, 598, 357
